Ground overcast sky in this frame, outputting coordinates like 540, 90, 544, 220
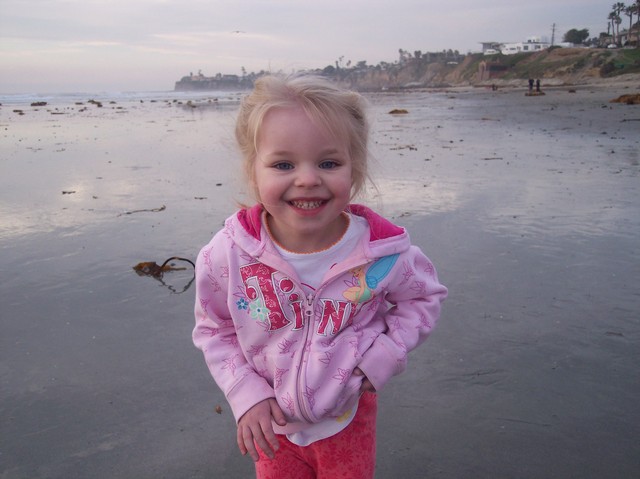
0, 0, 612, 94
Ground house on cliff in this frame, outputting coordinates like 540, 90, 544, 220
481, 37, 551, 56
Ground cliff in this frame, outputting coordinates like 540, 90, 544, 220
330, 47, 640, 90
174, 48, 640, 92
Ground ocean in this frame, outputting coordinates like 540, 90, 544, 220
0, 89, 244, 107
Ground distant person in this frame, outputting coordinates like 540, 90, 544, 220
529, 78, 534, 92
536, 79, 541, 93
192, 75, 448, 478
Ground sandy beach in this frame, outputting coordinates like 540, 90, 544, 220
1, 82, 639, 478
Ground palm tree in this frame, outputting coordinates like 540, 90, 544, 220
613, 2, 626, 17
612, 2, 626, 44
608, 11, 618, 44
624, 5, 634, 45
635, 0, 640, 45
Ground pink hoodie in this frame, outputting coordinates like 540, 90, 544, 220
193, 204, 447, 434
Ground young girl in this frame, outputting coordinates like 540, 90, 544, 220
193, 75, 447, 478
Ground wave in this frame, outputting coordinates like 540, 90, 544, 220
0, 89, 243, 106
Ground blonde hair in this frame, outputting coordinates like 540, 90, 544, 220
235, 74, 370, 201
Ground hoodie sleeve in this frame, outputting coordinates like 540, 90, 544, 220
192, 233, 275, 423
357, 245, 447, 391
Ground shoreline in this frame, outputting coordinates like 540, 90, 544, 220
473, 71, 640, 89
393, 72, 640, 94
1, 72, 639, 108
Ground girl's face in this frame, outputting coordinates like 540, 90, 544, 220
253, 105, 353, 253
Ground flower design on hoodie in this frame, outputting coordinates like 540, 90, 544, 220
199, 298, 210, 314
400, 260, 415, 286
201, 326, 220, 337
332, 368, 351, 385
319, 351, 333, 366
236, 298, 249, 311
249, 298, 270, 322
221, 354, 239, 376
411, 280, 427, 296
202, 248, 212, 269
207, 273, 221, 292
418, 312, 432, 330
274, 367, 289, 388
304, 386, 318, 409
278, 338, 297, 357
281, 392, 295, 416
423, 262, 435, 277
220, 265, 229, 278
247, 344, 267, 356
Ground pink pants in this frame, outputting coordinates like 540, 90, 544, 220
255, 392, 377, 479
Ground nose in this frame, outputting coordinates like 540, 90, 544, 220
294, 164, 321, 187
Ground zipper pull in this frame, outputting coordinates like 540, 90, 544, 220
304, 293, 314, 319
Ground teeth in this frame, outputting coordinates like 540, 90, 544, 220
291, 200, 323, 209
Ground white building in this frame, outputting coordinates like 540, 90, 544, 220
499, 36, 551, 55
481, 37, 553, 56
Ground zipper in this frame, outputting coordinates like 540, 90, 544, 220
285, 259, 375, 422
296, 290, 316, 422
293, 263, 371, 423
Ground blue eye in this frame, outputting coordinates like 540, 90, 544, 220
274, 162, 293, 170
319, 160, 338, 169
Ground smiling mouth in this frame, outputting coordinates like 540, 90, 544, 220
290, 200, 325, 210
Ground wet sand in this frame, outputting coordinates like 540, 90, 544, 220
1, 83, 639, 478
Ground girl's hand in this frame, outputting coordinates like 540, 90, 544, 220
237, 398, 287, 462
353, 367, 376, 393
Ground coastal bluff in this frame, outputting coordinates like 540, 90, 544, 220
175, 48, 640, 92
335, 47, 640, 90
